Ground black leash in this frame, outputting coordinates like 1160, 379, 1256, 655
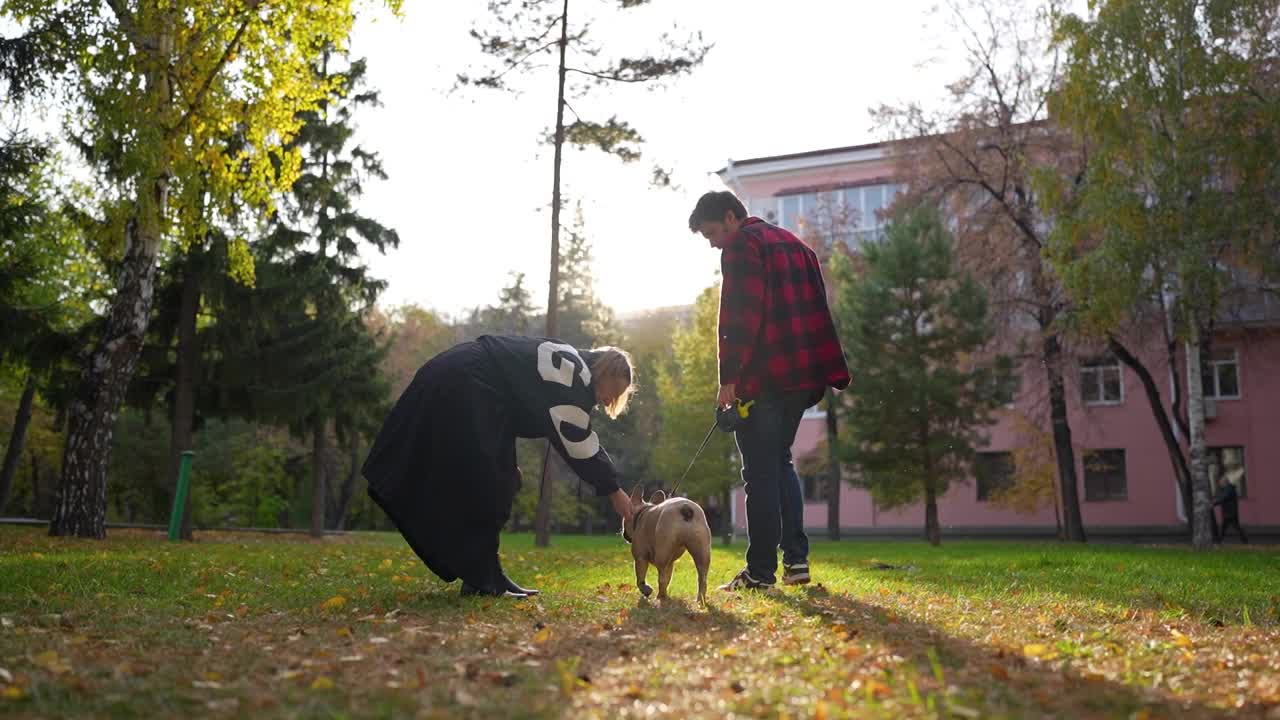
667, 400, 756, 498
669, 419, 719, 498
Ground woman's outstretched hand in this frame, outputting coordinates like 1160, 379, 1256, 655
610, 488, 633, 524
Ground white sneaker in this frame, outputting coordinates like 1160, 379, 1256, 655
782, 563, 810, 585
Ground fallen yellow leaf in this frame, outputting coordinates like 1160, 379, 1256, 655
311, 676, 335, 690
2, 686, 25, 700
319, 596, 346, 611
719, 647, 738, 658
533, 627, 553, 644
1023, 644, 1050, 658
1170, 629, 1192, 648
32, 650, 70, 674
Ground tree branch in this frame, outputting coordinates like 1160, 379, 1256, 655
565, 66, 645, 83
491, 38, 561, 82
166, 13, 253, 139
105, 0, 146, 49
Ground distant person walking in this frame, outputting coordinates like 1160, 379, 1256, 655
1213, 472, 1248, 544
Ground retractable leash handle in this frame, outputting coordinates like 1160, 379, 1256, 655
715, 399, 754, 432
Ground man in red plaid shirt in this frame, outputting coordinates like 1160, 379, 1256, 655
689, 191, 850, 591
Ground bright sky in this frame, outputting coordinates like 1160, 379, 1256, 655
347, 0, 984, 319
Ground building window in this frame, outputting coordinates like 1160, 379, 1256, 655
771, 184, 904, 244
1201, 348, 1241, 399
1084, 449, 1127, 501
1081, 356, 1123, 405
1207, 446, 1247, 498
975, 452, 1015, 501
981, 369, 1020, 406
780, 195, 801, 231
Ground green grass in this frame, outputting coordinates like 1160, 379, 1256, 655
1, 526, 1278, 719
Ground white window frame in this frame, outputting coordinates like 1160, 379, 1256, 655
1204, 348, 1242, 400
766, 183, 905, 241
1081, 357, 1124, 406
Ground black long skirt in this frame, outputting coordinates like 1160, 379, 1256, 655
362, 341, 520, 585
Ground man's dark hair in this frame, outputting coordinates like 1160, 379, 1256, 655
688, 191, 747, 232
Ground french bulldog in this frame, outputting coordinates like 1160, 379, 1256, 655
622, 486, 712, 605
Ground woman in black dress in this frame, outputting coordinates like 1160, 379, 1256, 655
362, 335, 636, 597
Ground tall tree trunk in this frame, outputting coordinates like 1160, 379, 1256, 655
311, 421, 326, 538
1185, 330, 1214, 549
923, 480, 940, 546
921, 423, 941, 546
1107, 336, 1194, 532
824, 388, 841, 540
330, 435, 359, 531
1042, 330, 1087, 542
534, 0, 571, 549
1159, 288, 1191, 440
1, 374, 37, 511
165, 254, 200, 540
50, 217, 162, 538
50, 18, 173, 539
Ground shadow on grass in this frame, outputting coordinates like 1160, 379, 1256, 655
764, 586, 1269, 720
812, 541, 1280, 626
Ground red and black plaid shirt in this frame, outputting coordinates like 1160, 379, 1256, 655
718, 217, 850, 401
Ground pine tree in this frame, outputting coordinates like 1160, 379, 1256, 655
835, 206, 1011, 546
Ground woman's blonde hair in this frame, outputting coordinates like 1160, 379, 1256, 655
590, 346, 637, 419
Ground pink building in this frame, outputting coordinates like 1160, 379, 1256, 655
715, 141, 1280, 538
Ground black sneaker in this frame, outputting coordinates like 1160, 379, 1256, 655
494, 556, 540, 596
782, 562, 810, 586
718, 567, 774, 591
460, 582, 526, 599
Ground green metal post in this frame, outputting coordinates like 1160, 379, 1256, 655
167, 450, 194, 541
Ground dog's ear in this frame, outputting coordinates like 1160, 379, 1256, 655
649, 490, 666, 505
629, 484, 644, 506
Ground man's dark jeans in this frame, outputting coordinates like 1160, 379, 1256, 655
735, 390, 811, 584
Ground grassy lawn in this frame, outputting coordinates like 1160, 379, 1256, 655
1, 526, 1278, 719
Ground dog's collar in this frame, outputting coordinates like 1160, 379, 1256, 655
624, 504, 656, 544
633, 504, 656, 525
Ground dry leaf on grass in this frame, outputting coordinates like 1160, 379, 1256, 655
31, 650, 70, 674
